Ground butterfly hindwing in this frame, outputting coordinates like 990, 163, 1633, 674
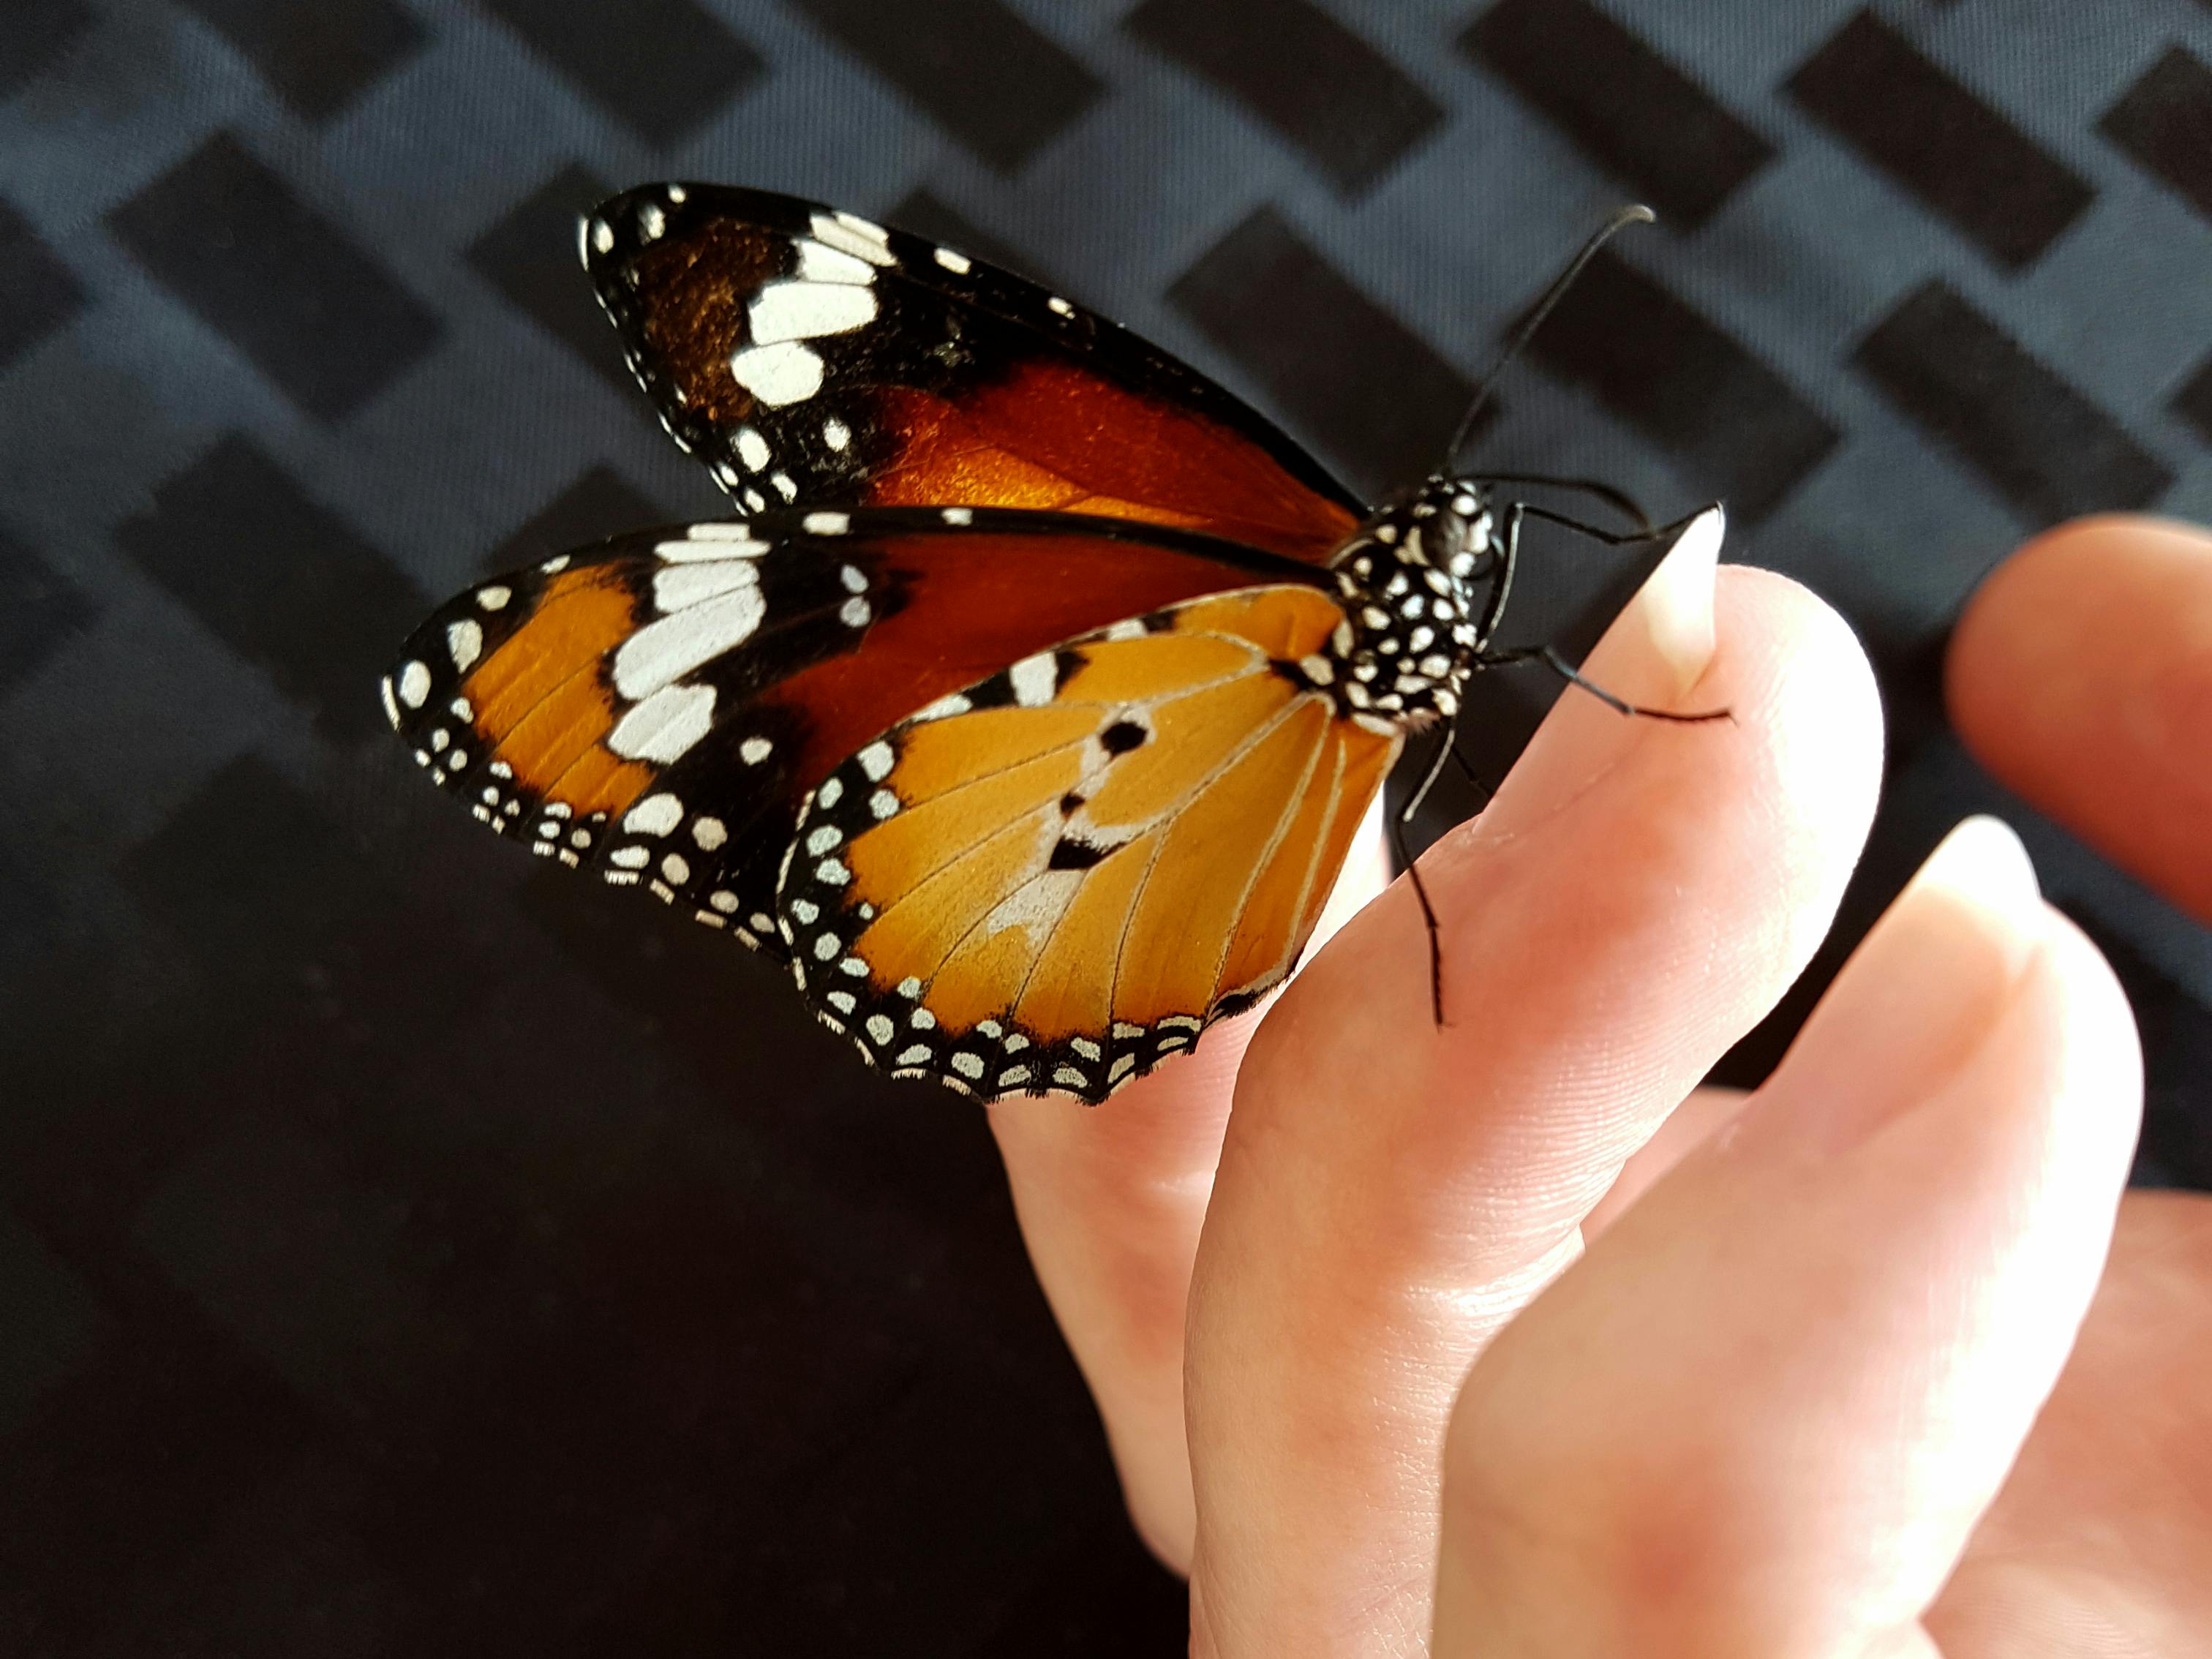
385, 508, 1344, 962
780, 585, 1402, 1103
582, 183, 1363, 561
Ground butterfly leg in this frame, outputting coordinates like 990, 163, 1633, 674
1513, 500, 1718, 548
1474, 473, 1652, 535
1478, 496, 1733, 723
1478, 644, 1733, 724
1393, 723, 1465, 1029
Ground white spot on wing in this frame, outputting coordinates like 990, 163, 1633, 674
933, 246, 971, 274
380, 676, 402, 726
1047, 296, 1074, 317
656, 535, 766, 563
940, 506, 972, 524
748, 279, 877, 344
1009, 652, 1058, 707
446, 620, 482, 672
638, 200, 665, 240
739, 736, 772, 764
838, 596, 870, 628
607, 682, 716, 762
613, 587, 764, 697
807, 212, 895, 266
791, 237, 873, 285
692, 816, 726, 850
729, 341, 824, 406
623, 793, 684, 835
476, 584, 511, 611
653, 558, 760, 612
857, 741, 893, 780
590, 218, 613, 255
822, 417, 850, 450
735, 427, 770, 471
802, 511, 849, 535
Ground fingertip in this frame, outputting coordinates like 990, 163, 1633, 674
2023, 902, 2145, 1184
1946, 514, 2212, 919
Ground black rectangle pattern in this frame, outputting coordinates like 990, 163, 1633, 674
791, 0, 1103, 173
1126, 0, 1442, 196
116, 436, 423, 739
467, 163, 627, 391
1525, 249, 1837, 520
0, 0, 91, 98
0, 196, 85, 371
2176, 354, 2212, 448
1788, 12, 2092, 268
1168, 206, 1474, 500
1855, 280, 2174, 524
477, 0, 763, 147
108, 134, 440, 421
1459, 0, 1773, 229
484, 464, 662, 573
2099, 46, 2212, 222
174, 0, 426, 122
0, 526, 94, 696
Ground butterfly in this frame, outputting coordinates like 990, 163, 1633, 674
383, 184, 1716, 1104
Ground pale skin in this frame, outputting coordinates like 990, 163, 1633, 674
987, 514, 2212, 1655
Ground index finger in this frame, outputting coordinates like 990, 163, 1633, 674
1946, 515, 2212, 922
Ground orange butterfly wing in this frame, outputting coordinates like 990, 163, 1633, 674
780, 585, 1399, 1102
585, 184, 1363, 562
383, 510, 1346, 963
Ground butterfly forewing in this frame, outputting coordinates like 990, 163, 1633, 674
384, 509, 1347, 963
582, 184, 1363, 561
779, 585, 1401, 1103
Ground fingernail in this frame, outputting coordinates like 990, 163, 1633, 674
1631, 506, 1723, 699
1787, 816, 2046, 1155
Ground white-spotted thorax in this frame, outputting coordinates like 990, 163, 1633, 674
1311, 473, 1503, 730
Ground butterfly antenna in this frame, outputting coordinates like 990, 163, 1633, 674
1445, 203, 1657, 467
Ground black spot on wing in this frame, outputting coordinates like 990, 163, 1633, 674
1046, 837, 1110, 871
1098, 719, 1147, 755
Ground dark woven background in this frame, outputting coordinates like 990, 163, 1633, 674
4, 1, 2209, 1652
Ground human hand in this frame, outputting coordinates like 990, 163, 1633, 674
986, 514, 2202, 1655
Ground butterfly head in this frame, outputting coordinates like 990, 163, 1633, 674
1321, 476, 1502, 726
